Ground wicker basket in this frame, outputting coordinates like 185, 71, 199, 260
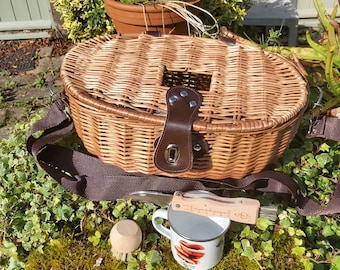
61, 33, 308, 180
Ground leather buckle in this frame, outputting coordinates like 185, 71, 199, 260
154, 86, 204, 173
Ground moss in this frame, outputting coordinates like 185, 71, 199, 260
153, 237, 258, 270
154, 237, 182, 269
25, 230, 305, 269
25, 237, 125, 270
269, 232, 304, 269
215, 231, 304, 270
215, 248, 259, 269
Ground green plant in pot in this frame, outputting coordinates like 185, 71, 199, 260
51, 0, 251, 42
51, 0, 115, 43
103, 0, 205, 35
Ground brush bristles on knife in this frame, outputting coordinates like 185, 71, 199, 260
171, 191, 278, 225
258, 205, 279, 222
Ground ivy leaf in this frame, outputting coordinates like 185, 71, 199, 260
233, 241, 241, 249
88, 230, 101, 246
240, 225, 250, 237
242, 246, 255, 260
295, 229, 306, 237
144, 233, 160, 245
279, 217, 291, 228
241, 239, 255, 260
261, 240, 274, 255
256, 217, 274, 231
127, 257, 139, 270
294, 237, 304, 247
100, 201, 110, 210
261, 231, 271, 241
322, 225, 335, 237
331, 255, 340, 270
292, 246, 306, 257
86, 201, 95, 210
145, 250, 162, 267
134, 208, 148, 220
0, 240, 18, 259
319, 143, 331, 152
241, 239, 251, 249
316, 153, 333, 168
302, 258, 314, 270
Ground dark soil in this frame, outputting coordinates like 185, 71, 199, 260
0, 38, 74, 72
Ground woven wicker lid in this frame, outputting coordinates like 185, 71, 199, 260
61, 34, 308, 133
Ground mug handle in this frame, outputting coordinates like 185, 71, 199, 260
152, 209, 171, 239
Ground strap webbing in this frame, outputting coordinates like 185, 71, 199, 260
27, 104, 340, 216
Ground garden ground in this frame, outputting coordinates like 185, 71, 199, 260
0, 37, 74, 139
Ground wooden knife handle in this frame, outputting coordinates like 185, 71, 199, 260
171, 191, 260, 224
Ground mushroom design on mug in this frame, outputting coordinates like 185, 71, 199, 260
175, 240, 205, 265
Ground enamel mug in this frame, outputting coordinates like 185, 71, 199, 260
152, 193, 231, 270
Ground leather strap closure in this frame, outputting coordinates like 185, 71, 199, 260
307, 114, 340, 141
154, 133, 208, 160
154, 86, 203, 173
191, 133, 208, 159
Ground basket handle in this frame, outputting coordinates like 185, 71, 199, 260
154, 86, 203, 173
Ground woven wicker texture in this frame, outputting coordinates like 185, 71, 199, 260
61, 34, 308, 180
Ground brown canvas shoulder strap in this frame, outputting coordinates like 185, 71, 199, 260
27, 104, 340, 216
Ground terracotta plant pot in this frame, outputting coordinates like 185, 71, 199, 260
104, 0, 201, 34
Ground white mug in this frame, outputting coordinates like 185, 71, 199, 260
152, 192, 231, 270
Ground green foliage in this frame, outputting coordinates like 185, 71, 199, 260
307, 0, 340, 97
50, 0, 251, 42
276, 137, 340, 206
202, 0, 252, 32
275, 134, 340, 269
0, 78, 16, 103
276, 0, 340, 113
0, 111, 90, 267
223, 216, 305, 269
0, 70, 11, 76
0, 113, 163, 268
31, 76, 45, 89
4, 79, 15, 90
128, 250, 162, 270
258, 28, 283, 49
0, 124, 163, 268
50, 0, 115, 43
0, 71, 10, 103
88, 230, 102, 246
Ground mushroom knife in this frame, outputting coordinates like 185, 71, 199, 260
125, 191, 277, 224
